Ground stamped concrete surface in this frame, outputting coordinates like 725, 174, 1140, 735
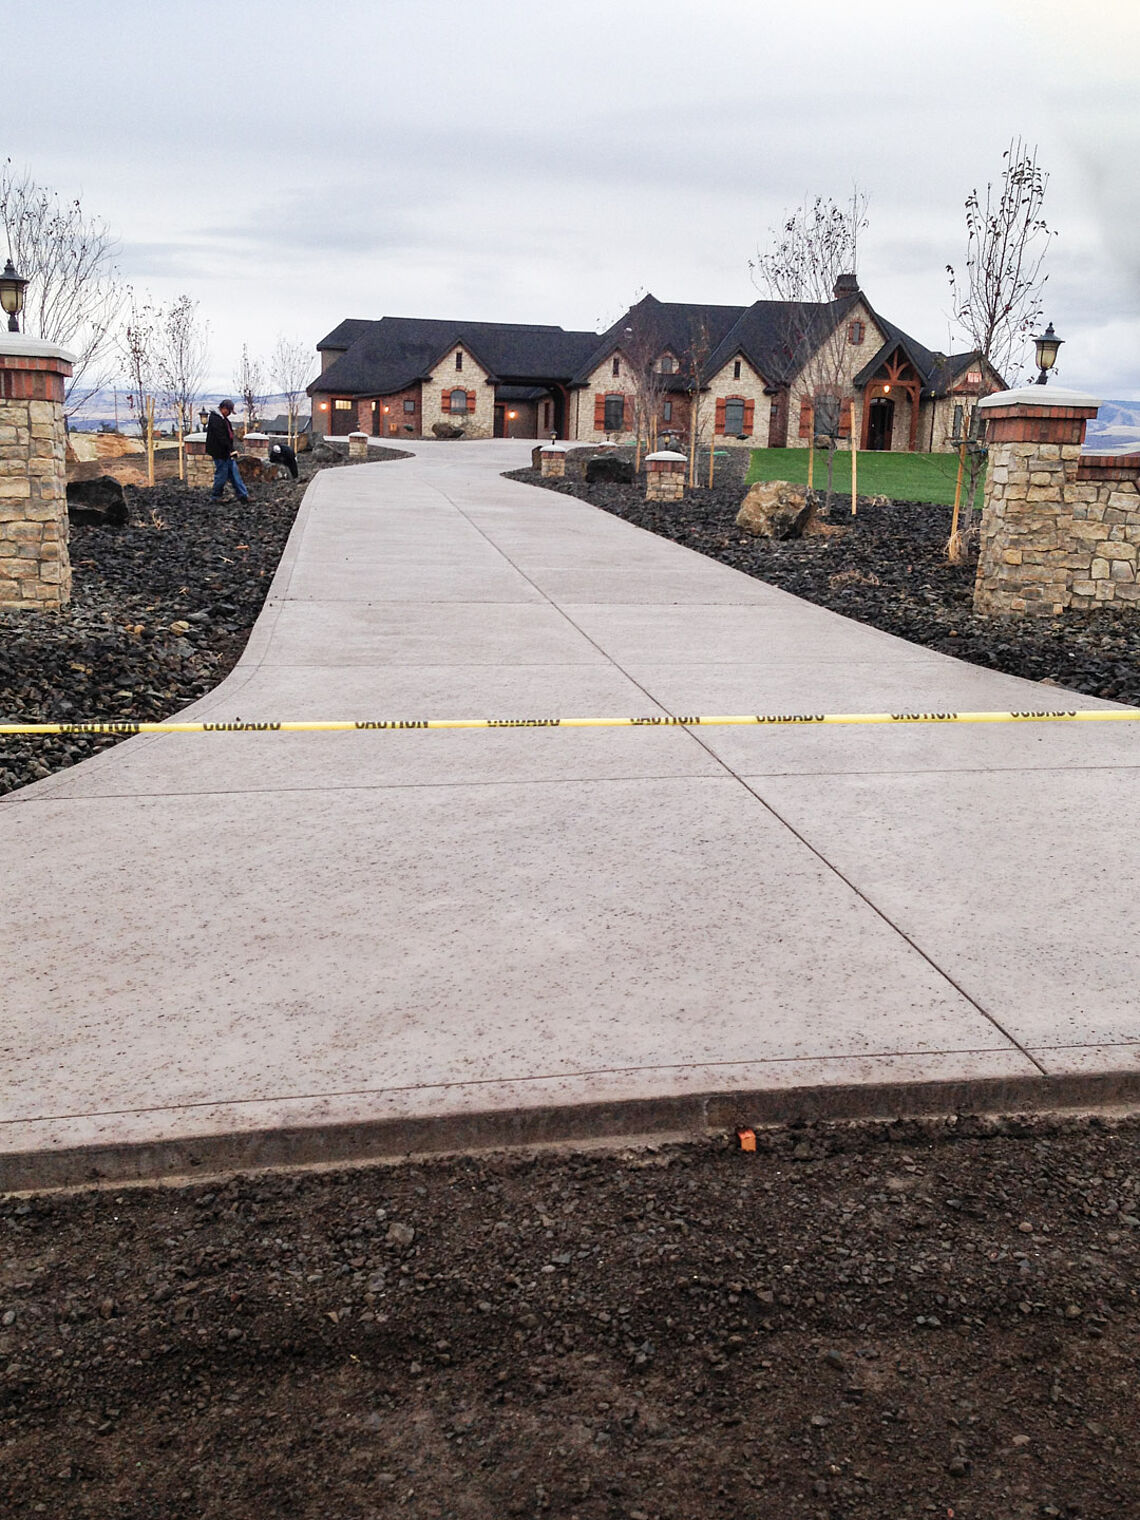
3, 439, 1139, 1188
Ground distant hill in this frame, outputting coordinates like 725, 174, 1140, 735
1086, 398, 1140, 451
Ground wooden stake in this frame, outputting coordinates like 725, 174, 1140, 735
708, 441, 715, 488
851, 434, 858, 516
806, 403, 815, 493
146, 396, 155, 488
177, 406, 185, 482
948, 441, 967, 561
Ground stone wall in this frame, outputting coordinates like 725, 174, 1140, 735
0, 341, 73, 611
973, 389, 1140, 616
706, 357, 772, 449
785, 300, 887, 452
422, 346, 493, 438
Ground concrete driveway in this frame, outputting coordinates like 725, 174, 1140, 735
4, 439, 1139, 1187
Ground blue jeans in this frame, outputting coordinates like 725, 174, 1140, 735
211, 456, 249, 500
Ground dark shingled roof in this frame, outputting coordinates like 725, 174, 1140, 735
310, 316, 601, 397
312, 295, 987, 401
317, 319, 375, 353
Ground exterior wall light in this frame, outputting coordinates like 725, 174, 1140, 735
1033, 322, 1063, 385
507, 410, 517, 420
0, 258, 29, 332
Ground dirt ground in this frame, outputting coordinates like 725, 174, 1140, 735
3, 1115, 1140, 1519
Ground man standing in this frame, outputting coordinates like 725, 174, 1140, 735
204, 399, 251, 502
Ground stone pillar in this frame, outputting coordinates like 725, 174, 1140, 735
973, 387, 1100, 616
241, 431, 271, 459
645, 450, 687, 502
539, 444, 567, 478
184, 433, 214, 489
348, 431, 368, 461
0, 335, 74, 611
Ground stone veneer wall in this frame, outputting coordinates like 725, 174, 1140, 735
974, 392, 1140, 616
421, 347, 493, 439
0, 344, 73, 611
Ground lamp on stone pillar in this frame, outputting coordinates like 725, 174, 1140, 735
198, 406, 210, 431
0, 258, 29, 333
1033, 322, 1063, 385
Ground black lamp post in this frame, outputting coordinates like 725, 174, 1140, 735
0, 258, 29, 333
1033, 322, 1063, 385
198, 406, 210, 431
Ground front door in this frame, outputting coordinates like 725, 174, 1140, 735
867, 397, 894, 451
330, 398, 355, 436
493, 404, 506, 438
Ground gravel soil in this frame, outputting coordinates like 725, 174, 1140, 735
506, 467, 1140, 708
0, 447, 409, 797
4, 1117, 1140, 1519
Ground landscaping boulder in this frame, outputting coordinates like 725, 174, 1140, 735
431, 422, 465, 440
66, 474, 128, 526
586, 454, 634, 485
236, 454, 290, 483
735, 480, 813, 539
309, 443, 343, 463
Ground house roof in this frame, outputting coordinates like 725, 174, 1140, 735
311, 295, 989, 401
317, 318, 375, 353
310, 316, 601, 397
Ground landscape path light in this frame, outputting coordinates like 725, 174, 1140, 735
1033, 321, 1063, 385
0, 257, 29, 332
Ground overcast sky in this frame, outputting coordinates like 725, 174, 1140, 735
4, 0, 1138, 399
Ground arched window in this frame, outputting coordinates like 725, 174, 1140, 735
449, 388, 469, 415
603, 393, 625, 431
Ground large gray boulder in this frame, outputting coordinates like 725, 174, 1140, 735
735, 480, 813, 539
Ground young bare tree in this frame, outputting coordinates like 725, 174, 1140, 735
155, 294, 209, 443
120, 292, 158, 439
616, 303, 670, 471
751, 191, 869, 516
680, 315, 713, 489
0, 161, 124, 417
946, 139, 1054, 557
270, 335, 313, 448
233, 344, 265, 435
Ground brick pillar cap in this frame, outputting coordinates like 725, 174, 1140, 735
977, 384, 1101, 411
347, 430, 368, 439
244, 431, 272, 440
185, 431, 207, 442
540, 443, 568, 453
0, 332, 77, 364
645, 450, 687, 462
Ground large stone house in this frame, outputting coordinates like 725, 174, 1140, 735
310, 284, 1001, 454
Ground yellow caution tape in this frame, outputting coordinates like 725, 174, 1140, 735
1, 709, 1138, 736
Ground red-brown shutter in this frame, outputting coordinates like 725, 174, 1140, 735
467, 390, 476, 413
442, 387, 451, 413
742, 400, 755, 436
715, 397, 726, 434
594, 393, 606, 430
839, 399, 853, 437
623, 395, 632, 429
798, 400, 813, 438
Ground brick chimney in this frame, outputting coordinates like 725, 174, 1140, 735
833, 273, 859, 300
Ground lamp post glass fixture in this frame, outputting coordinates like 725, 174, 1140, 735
198, 407, 210, 431
1033, 322, 1063, 385
0, 258, 29, 333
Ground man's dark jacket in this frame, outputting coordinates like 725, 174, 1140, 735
205, 409, 236, 460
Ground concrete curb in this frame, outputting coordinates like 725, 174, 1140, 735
8, 1068, 1140, 1193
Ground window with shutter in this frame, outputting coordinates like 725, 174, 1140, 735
723, 398, 745, 436
815, 395, 840, 439
715, 397, 727, 434
603, 393, 625, 432
742, 400, 755, 435
847, 321, 865, 345
594, 394, 606, 430
449, 388, 468, 415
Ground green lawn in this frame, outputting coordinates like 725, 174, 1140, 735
745, 447, 983, 507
